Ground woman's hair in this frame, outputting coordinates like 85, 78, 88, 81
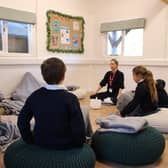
111, 59, 119, 66
41, 57, 66, 84
133, 65, 158, 103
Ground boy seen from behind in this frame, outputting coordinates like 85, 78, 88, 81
18, 57, 86, 149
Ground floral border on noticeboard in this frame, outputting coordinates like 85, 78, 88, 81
46, 10, 85, 53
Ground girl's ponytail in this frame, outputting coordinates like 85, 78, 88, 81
133, 65, 158, 103
145, 70, 158, 103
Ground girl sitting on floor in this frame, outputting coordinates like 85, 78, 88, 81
120, 65, 158, 117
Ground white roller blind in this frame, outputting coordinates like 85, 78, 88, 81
100, 18, 145, 33
0, 7, 36, 24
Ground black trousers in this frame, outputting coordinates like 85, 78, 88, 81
90, 91, 117, 105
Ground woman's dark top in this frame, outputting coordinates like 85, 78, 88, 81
100, 70, 124, 97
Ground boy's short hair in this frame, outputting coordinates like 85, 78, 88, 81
41, 57, 66, 84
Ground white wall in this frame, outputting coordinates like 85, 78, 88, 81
0, 0, 36, 12
0, 0, 168, 97
93, 0, 168, 61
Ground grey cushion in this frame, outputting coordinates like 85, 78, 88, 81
81, 105, 93, 137
11, 72, 42, 102
116, 90, 134, 111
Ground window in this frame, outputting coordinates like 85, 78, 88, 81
101, 18, 145, 57
8, 21, 29, 53
107, 31, 122, 56
0, 20, 34, 55
107, 28, 143, 56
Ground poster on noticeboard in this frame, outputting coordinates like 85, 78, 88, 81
46, 10, 85, 53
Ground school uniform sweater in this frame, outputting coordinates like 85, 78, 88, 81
17, 87, 86, 149
121, 81, 158, 117
157, 88, 168, 107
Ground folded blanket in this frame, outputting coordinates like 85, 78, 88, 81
0, 100, 24, 115
96, 114, 148, 134
0, 120, 20, 151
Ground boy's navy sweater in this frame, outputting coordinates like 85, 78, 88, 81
17, 87, 86, 149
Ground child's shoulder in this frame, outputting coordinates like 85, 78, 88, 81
30, 88, 78, 100
32, 87, 45, 94
64, 91, 78, 100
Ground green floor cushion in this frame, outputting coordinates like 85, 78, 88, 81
4, 139, 96, 168
91, 127, 165, 166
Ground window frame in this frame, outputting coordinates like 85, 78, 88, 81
0, 20, 4, 54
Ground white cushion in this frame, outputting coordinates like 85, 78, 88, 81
140, 108, 168, 133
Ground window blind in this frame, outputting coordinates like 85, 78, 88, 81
0, 7, 36, 24
100, 18, 145, 33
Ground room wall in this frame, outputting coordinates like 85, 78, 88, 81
94, 0, 168, 61
0, 0, 168, 97
0, 0, 36, 12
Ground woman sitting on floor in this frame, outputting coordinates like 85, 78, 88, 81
90, 59, 124, 105
120, 65, 158, 117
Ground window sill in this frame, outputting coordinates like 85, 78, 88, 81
0, 57, 167, 66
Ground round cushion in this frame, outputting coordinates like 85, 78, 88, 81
91, 127, 165, 165
141, 108, 168, 133
4, 140, 96, 168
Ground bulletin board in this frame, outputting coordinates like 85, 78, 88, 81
46, 10, 85, 53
